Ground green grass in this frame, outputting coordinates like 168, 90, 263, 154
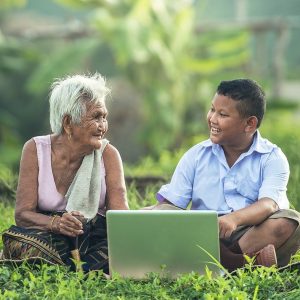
1, 248, 300, 299
0, 202, 15, 252
1, 189, 300, 299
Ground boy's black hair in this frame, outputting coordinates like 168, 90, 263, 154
217, 79, 265, 128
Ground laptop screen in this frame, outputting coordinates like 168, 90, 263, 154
107, 210, 221, 279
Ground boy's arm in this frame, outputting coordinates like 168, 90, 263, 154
219, 147, 289, 238
218, 197, 278, 238
142, 199, 179, 210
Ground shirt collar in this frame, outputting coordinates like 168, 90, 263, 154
249, 130, 275, 154
205, 130, 275, 156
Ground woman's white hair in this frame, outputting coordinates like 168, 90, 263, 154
49, 73, 110, 134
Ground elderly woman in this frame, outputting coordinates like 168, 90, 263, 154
1, 73, 129, 273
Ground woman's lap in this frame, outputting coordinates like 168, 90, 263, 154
1, 214, 108, 272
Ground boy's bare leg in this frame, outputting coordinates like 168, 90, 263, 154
238, 218, 297, 253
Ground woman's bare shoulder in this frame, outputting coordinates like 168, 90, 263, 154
103, 143, 121, 160
19, 138, 38, 165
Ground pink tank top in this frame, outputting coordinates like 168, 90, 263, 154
33, 135, 107, 215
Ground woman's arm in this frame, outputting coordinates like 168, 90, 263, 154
103, 144, 129, 210
15, 139, 53, 230
15, 139, 83, 237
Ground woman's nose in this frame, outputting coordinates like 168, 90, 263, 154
98, 119, 107, 132
98, 117, 105, 126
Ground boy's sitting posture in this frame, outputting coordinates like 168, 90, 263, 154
154, 79, 300, 271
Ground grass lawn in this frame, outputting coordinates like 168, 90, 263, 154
1, 194, 300, 299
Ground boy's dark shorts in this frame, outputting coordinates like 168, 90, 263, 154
225, 209, 300, 267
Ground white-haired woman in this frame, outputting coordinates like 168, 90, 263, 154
1, 73, 129, 273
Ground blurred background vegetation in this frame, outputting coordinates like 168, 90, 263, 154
0, 0, 300, 207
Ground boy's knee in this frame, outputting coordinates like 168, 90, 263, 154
275, 218, 300, 266
268, 218, 297, 240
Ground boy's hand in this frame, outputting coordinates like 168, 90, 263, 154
218, 214, 238, 238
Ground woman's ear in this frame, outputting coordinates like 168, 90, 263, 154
245, 116, 258, 133
62, 115, 72, 135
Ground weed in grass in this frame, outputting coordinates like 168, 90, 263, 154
289, 249, 300, 265
0, 202, 15, 250
126, 182, 159, 209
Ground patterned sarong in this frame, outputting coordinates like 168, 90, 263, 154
1, 214, 108, 273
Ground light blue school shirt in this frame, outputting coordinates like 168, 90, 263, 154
157, 131, 290, 215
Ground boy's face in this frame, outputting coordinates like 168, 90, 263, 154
207, 93, 249, 148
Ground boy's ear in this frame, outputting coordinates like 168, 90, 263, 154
245, 116, 258, 132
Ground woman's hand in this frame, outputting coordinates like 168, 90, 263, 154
55, 211, 84, 237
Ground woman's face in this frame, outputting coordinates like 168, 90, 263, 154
71, 101, 108, 151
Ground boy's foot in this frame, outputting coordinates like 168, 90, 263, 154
252, 244, 277, 267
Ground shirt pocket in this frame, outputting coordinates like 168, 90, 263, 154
236, 179, 259, 203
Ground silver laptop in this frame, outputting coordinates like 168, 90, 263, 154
107, 210, 221, 279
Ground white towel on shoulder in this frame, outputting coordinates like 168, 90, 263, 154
65, 139, 109, 221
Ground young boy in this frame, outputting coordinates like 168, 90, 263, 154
154, 79, 300, 271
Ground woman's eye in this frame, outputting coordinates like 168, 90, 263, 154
94, 114, 107, 121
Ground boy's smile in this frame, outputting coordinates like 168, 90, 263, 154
207, 93, 250, 151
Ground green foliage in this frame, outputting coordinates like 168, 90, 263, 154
124, 133, 207, 179
125, 148, 186, 178
0, 165, 17, 203
0, 36, 48, 169
0, 0, 252, 167
56, 0, 250, 156
126, 182, 161, 209
0, 36, 103, 170
0, 202, 15, 250
27, 38, 101, 95
0, 0, 26, 10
